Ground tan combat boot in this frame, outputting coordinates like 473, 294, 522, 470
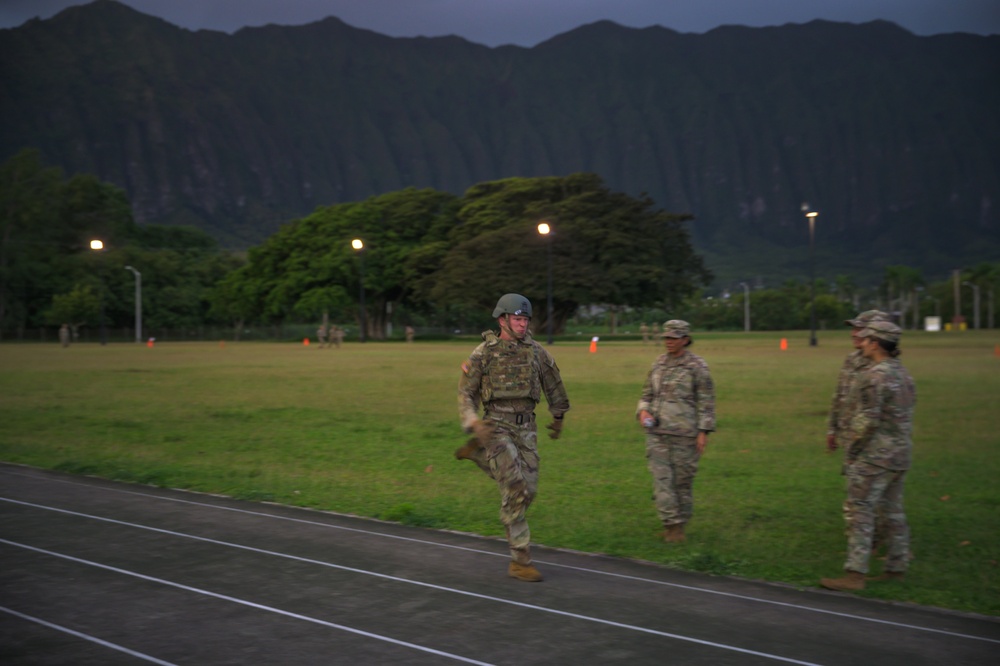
454, 437, 482, 461
508, 561, 544, 582
820, 571, 865, 591
662, 524, 686, 543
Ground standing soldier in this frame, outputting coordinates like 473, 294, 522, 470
405, 325, 415, 343
640, 322, 650, 345
456, 293, 570, 582
331, 325, 343, 348
59, 323, 71, 348
821, 321, 915, 591
826, 310, 889, 452
316, 323, 328, 348
636, 320, 715, 543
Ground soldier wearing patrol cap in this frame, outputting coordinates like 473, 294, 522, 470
636, 319, 716, 543
821, 320, 915, 592
456, 293, 570, 582
826, 310, 890, 453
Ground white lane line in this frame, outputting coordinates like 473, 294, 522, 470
0, 605, 178, 666
1, 505, 821, 665
4, 471, 998, 644
0, 540, 495, 666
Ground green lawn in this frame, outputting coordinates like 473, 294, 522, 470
1, 330, 998, 615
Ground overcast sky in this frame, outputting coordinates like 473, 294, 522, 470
2, 0, 998, 45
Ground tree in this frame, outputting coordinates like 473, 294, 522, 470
427, 174, 711, 334
44, 284, 101, 338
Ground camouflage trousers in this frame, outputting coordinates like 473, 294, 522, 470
466, 422, 539, 565
842, 461, 910, 574
645, 434, 701, 527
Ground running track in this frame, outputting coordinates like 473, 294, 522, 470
1, 463, 997, 665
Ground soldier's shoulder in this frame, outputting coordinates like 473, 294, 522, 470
686, 352, 711, 369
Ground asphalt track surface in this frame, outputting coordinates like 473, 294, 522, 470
1, 463, 997, 665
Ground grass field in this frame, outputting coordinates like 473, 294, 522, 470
1, 331, 998, 615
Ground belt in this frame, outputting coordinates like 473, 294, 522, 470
487, 411, 535, 425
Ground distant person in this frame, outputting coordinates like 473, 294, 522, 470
640, 322, 650, 345
405, 325, 415, 343
636, 320, 715, 543
316, 324, 328, 348
58, 323, 70, 348
331, 325, 343, 348
821, 320, 915, 592
455, 293, 570, 582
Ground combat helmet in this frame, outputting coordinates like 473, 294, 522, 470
492, 293, 532, 318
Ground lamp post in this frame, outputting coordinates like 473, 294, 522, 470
739, 281, 750, 332
962, 281, 980, 330
124, 265, 142, 343
802, 205, 819, 346
537, 222, 554, 345
351, 239, 366, 343
89, 240, 107, 345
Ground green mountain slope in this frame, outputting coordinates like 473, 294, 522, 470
2, 1, 997, 283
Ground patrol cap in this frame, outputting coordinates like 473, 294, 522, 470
857, 320, 902, 344
492, 293, 532, 318
845, 310, 889, 327
661, 319, 691, 338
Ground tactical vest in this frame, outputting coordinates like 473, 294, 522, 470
480, 336, 541, 403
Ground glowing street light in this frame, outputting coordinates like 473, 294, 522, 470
802, 205, 819, 347
351, 239, 366, 343
537, 222, 554, 345
89, 239, 107, 345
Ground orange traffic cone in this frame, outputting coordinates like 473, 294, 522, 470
590, 336, 598, 353
146, 338, 154, 348
780, 338, 788, 351
303, 338, 310, 346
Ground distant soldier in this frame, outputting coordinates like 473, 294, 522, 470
636, 320, 716, 543
405, 325, 415, 343
59, 323, 71, 348
316, 324, 328, 348
821, 321, 915, 591
456, 293, 570, 582
331, 325, 343, 348
640, 322, 650, 345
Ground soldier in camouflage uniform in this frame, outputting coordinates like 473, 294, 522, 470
636, 320, 716, 543
455, 293, 570, 582
826, 310, 890, 452
821, 320, 915, 592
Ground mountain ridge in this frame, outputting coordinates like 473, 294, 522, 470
2, 0, 997, 283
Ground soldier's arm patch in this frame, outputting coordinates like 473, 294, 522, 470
461, 361, 471, 375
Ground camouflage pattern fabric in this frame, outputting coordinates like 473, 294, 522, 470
848, 358, 916, 470
458, 330, 569, 564
635, 350, 715, 436
645, 434, 701, 526
826, 350, 872, 447
842, 461, 910, 574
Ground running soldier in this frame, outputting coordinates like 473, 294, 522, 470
456, 293, 570, 582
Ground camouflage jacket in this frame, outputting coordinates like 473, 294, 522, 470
458, 331, 570, 432
848, 358, 916, 470
636, 350, 716, 437
827, 350, 873, 444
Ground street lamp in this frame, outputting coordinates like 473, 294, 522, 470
962, 281, 980, 330
124, 265, 141, 343
351, 238, 366, 343
537, 222, 554, 345
739, 282, 750, 332
89, 239, 107, 345
802, 205, 819, 346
